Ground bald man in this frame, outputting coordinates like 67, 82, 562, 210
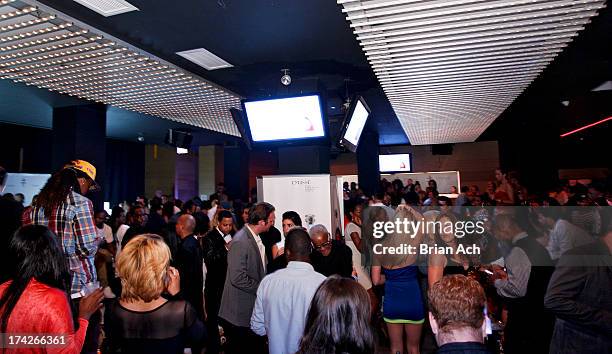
175, 214, 205, 320
309, 224, 352, 278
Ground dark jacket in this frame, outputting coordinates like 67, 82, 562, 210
0, 198, 22, 282
202, 228, 229, 297
260, 225, 281, 267
310, 240, 353, 278
504, 236, 554, 354
544, 239, 612, 354
437, 342, 491, 354
175, 234, 204, 320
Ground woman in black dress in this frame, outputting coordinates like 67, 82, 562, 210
106, 234, 205, 354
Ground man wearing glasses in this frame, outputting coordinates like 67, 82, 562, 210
309, 224, 353, 278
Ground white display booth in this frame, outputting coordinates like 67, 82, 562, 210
2, 173, 51, 205
257, 174, 345, 237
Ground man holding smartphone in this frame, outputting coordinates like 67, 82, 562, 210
203, 210, 235, 354
489, 213, 554, 354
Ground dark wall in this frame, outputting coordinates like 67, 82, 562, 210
0, 123, 53, 173
105, 139, 145, 206
277, 146, 330, 174
357, 129, 380, 196
0, 122, 144, 205
485, 91, 611, 193
224, 143, 250, 201
495, 95, 562, 193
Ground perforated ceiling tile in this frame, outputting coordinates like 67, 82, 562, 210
338, 0, 606, 145
0, 0, 241, 136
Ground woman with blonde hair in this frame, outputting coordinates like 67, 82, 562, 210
371, 206, 425, 354
106, 234, 205, 354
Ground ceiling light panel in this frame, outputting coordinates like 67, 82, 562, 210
176, 48, 233, 71
72, 0, 138, 17
0, 0, 241, 136
339, 0, 606, 144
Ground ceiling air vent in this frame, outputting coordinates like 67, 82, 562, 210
73, 0, 139, 17
176, 48, 233, 71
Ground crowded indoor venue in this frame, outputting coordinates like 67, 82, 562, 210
0, 0, 610, 353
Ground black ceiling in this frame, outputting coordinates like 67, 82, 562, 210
31, 0, 409, 145
480, 4, 612, 139
3, 0, 610, 147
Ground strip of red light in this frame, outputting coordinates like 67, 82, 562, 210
560, 116, 612, 137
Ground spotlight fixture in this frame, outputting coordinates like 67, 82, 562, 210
137, 134, 144, 142
280, 69, 291, 86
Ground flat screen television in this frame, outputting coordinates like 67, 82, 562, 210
379, 154, 412, 173
339, 96, 371, 153
242, 94, 326, 144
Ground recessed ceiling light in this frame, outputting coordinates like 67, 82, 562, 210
73, 0, 139, 17
176, 48, 233, 71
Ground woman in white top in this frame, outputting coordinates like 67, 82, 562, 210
344, 202, 378, 315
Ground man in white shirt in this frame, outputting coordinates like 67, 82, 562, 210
94, 210, 113, 245
537, 208, 593, 261
251, 228, 326, 354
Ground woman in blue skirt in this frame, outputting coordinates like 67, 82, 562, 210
371, 206, 425, 354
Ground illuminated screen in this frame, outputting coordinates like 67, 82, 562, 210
244, 95, 325, 142
343, 99, 369, 146
379, 154, 412, 172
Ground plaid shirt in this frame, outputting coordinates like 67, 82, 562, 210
23, 191, 100, 296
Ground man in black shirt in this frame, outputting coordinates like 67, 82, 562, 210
309, 224, 352, 278
202, 210, 234, 354
544, 229, 612, 354
175, 214, 204, 320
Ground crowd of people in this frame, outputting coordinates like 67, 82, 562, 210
0, 161, 610, 354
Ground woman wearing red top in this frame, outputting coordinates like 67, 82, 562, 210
0, 225, 103, 353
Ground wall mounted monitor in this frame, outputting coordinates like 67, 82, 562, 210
242, 94, 326, 144
379, 153, 412, 173
339, 96, 371, 153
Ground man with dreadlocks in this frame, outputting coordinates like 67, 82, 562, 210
23, 160, 102, 353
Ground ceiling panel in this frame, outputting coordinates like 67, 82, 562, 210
339, 0, 607, 144
0, 0, 241, 136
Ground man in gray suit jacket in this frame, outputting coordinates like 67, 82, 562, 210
219, 202, 275, 354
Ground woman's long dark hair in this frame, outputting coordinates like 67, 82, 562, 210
34, 167, 82, 218
298, 275, 375, 354
0, 225, 71, 333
